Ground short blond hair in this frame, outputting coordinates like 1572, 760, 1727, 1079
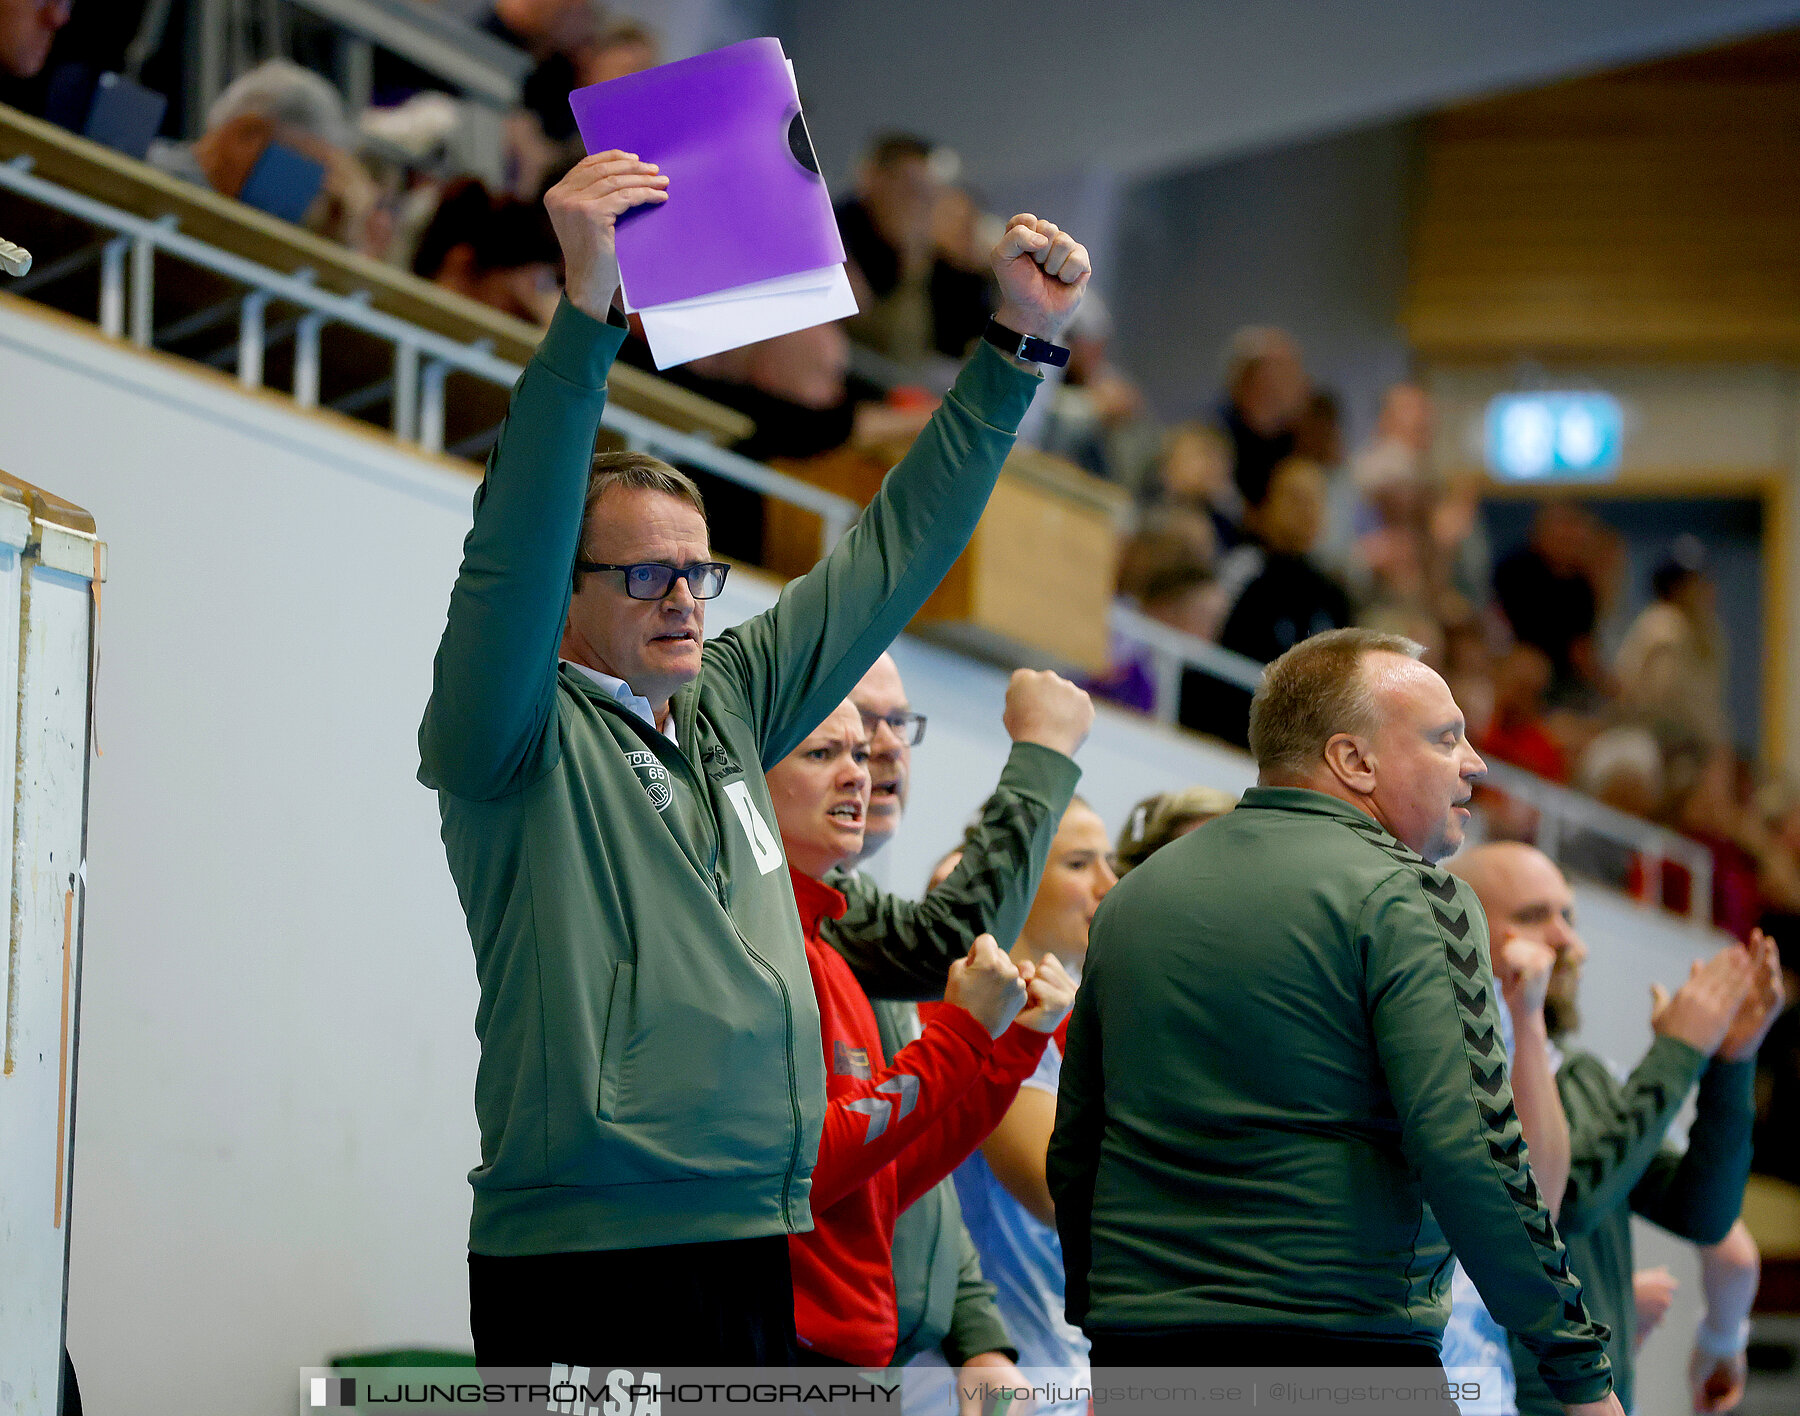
1248, 627, 1424, 779
578, 451, 708, 564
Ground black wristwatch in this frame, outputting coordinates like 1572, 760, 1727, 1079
982, 317, 1070, 367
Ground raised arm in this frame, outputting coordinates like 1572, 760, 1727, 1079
827, 673, 1090, 999
810, 934, 1026, 1212
1627, 1058, 1755, 1244
1558, 943, 1757, 1236
1362, 868, 1613, 1407
707, 219, 1091, 766
1495, 934, 1572, 1215
1633, 930, 1784, 1243
418, 154, 668, 799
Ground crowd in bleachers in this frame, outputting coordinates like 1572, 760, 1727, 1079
7, 0, 1799, 951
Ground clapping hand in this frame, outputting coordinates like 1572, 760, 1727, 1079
1719, 928, 1785, 1062
1650, 944, 1757, 1057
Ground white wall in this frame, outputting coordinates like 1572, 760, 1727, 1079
0, 299, 1732, 1416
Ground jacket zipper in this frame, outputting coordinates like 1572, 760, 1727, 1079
728, 915, 804, 1229
579, 680, 806, 1228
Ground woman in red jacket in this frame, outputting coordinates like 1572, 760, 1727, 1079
766, 698, 1077, 1368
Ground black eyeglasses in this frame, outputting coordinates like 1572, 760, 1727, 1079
860, 710, 928, 746
576, 560, 730, 600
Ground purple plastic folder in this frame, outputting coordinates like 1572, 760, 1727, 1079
568, 38, 845, 309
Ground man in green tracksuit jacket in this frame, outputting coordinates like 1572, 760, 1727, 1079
418, 151, 1090, 1366
1497, 902, 1782, 1415
1048, 628, 1623, 1415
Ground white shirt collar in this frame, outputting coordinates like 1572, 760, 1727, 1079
561, 660, 678, 745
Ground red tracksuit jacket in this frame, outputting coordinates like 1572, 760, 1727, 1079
787, 868, 1051, 1367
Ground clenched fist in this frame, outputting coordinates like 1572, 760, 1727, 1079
944, 933, 1028, 1039
990, 214, 1090, 345
1013, 952, 1079, 1035
1495, 934, 1557, 1017
543, 151, 670, 320
1003, 669, 1094, 758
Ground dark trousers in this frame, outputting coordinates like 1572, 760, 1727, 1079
469, 1234, 798, 1369
1089, 1326, 1445, 1368
1090, 1329, 1455, 1415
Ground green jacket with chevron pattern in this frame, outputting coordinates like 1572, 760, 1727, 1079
1509, 1038, 1754, 1416
1047, 786, 1614, 1404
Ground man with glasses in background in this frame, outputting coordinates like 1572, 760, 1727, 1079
419, 150, 1090, 1370
823, 653, 1096, 1407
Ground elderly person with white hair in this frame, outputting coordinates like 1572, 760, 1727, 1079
149, 58, 382, 253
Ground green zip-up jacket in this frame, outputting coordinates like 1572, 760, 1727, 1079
419, 298, 1038, 1256
1510, 1040, 1754, 1416
1047, 788, 1614, 1405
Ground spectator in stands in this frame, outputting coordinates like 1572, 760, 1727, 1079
1217, 456, 1349, 664
1577, 725, 1664, 820
484, 0, 600, 144
1145, 421, 1240, 548
1090, 523, 1221, 714
838, 134, 995, 364
0, 0, 68, 79
149, 59, 383, 254
1478, 645, 1569, 783
1664, 746, 1765, 939
575, 17, 657, 86
1615, 537, 1730, 750
1038, 294, 1155, 485
1215, 325, 1309, 508
411, 178, 562, 323
666, 321, 935, 465
1494, 504, 1609, 708
1559, 725, 1665, 887
767, 697, 1076, 1368
1112, 785, 1236, 876
947, 796, 1116, 1416
1183, 455, 1350, 745
822, 659, 1091, 1395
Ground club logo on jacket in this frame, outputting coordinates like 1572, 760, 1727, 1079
624, 750, 673, 812
833, 1040, 872, 1078
700, 741, 742, 782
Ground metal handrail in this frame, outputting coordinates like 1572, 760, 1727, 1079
1109, 601, 1716, 928
285, 0, 532, 109
0, 154, 859, 555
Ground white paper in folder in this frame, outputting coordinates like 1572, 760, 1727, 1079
620, 264, 858, 368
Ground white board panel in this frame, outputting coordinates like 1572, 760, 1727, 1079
0, 520, 95, 1416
